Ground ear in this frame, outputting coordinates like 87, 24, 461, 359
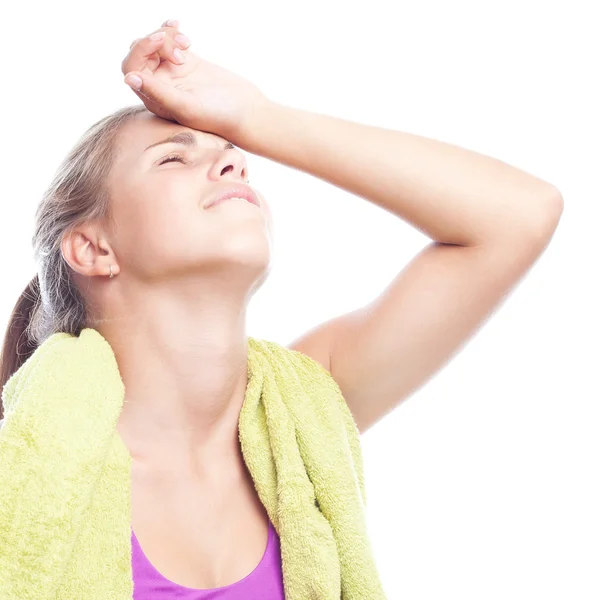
61, 223, 120, 279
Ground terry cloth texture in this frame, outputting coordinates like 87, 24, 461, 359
0, 328, 387, 599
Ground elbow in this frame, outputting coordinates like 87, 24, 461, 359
528, 185, 564, 244
489, 186, 564, 251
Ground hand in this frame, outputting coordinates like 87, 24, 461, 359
121, 20, 270, 147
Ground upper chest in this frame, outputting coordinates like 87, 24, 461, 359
130, 457, 271, 590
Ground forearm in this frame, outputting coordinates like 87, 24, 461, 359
241, 101, 563, 247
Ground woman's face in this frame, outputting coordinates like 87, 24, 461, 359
106, 111, 273, 287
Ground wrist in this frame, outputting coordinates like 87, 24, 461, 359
234, 97, 283, 154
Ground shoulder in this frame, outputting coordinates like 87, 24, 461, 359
286, 327, 334, 374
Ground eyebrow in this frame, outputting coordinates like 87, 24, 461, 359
143, 131, 235, 153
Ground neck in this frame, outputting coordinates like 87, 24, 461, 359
96, 285, 251, 471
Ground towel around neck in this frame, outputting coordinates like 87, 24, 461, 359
0, 327, 387, 599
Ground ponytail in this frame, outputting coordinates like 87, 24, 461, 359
0, 275, 42, 419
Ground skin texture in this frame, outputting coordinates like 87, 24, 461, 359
63, 111, 274, 466
120, 20, 269, 145
115, 19, 563, 447
59, 20, 280, 588
60, 113, 277, 589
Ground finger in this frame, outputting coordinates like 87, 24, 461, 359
122, 29, 191, 75
121, 32, 167, 75
123, 70, 193, 119
161, 19, 179, 28
151, 26, 191, 52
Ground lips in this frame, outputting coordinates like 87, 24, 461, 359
205, 184, 261, 209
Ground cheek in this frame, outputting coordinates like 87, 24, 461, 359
112, 193, 185, 254
116, 197, 161, 234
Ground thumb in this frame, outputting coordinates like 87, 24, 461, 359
124, 71, 187, 114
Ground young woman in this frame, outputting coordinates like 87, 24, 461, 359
0, 18, 563, 600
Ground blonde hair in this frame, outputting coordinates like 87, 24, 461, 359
0, 104, 148, 413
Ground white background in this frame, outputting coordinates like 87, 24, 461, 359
2, 1, 598, 598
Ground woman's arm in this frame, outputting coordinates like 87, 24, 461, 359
244, 101, 563, 434
241, 101, 562, 247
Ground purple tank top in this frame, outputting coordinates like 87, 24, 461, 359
131, 519, 285, 599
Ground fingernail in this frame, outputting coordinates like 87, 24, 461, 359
163, 19, 179, 27
173, 48, 185, 64
175, 33, 190, 47
125, 74, 142, 90
150, 31, 166, 41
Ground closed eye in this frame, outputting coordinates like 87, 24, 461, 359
158, 153, 188, 165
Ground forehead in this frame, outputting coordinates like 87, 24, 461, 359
115, 111, 229, 162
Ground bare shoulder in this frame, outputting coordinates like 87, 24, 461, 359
286, 322, 335, 374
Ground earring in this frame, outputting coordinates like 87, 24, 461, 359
109, 264, 115, 278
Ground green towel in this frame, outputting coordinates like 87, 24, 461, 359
0, 327, 387, 599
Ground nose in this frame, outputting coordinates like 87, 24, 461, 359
214, 148, 249, 183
